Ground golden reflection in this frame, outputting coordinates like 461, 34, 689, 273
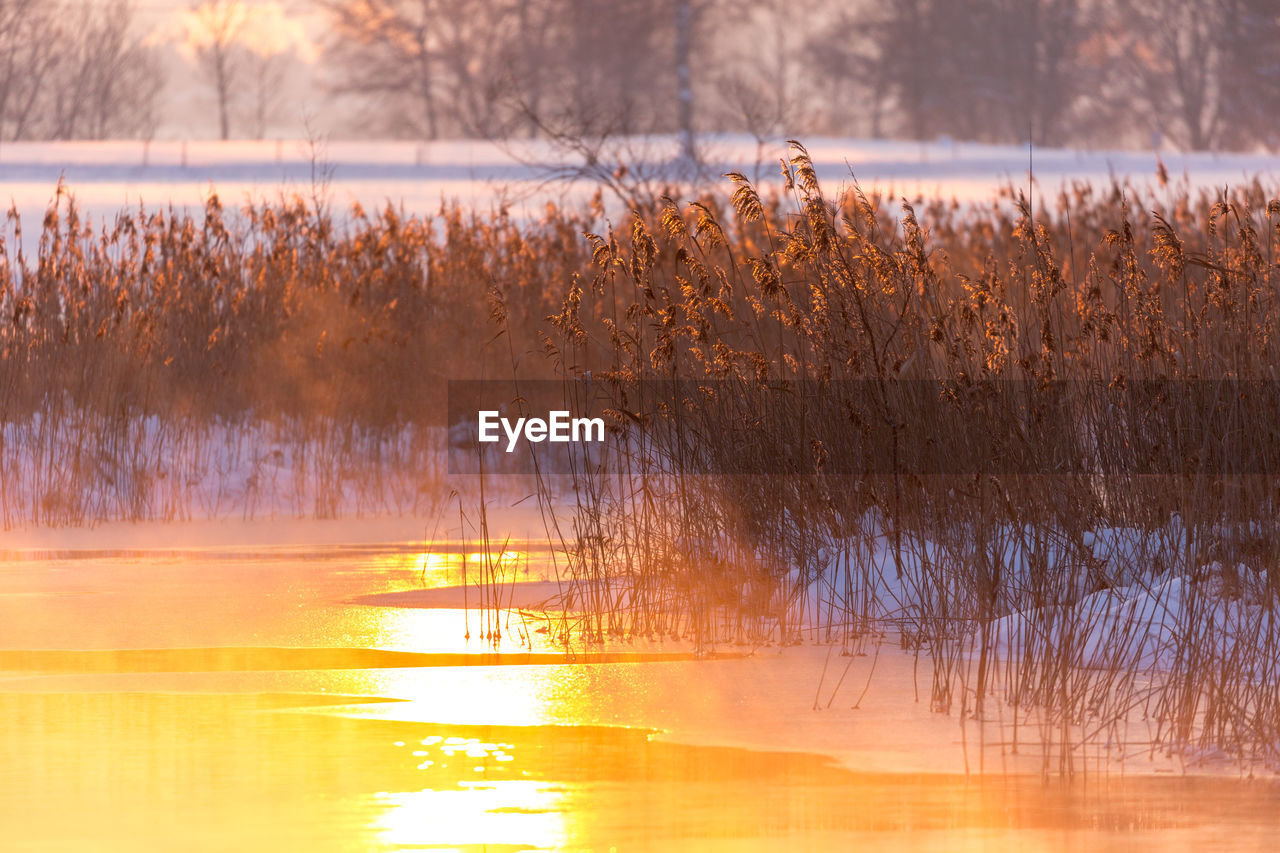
372, 782, 568, 850
12, 543, 1280, 851
350, 601, 575, 655
342, 663, 588, 728
374, 549, 534, 588
7, 680, 1280, 850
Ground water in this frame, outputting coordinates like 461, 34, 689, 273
1, 538, 1277, 851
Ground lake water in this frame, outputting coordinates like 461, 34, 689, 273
2, 534, 1277, 851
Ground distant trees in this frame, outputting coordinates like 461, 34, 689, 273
713, 0, 814, 140
797, 0, 1280, 151
0, 0, 1268, 149
53, 1, 164, 139
0, 1, 62, 141
809, 0, 1088, 145
317, 0, 1114, 149
322, 0, 525, 139
185, 1, 245, 141
1115, 0, 1231, 149
1110, 0, 1280, 150
976, 0, 1086, 145
0, 0, 161, 140
180, 1, 313, 140
320, 0, 699, 148
1216, 0, 1280, 149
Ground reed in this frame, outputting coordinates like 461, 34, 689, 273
0, 187, 594, 525
9, 146, 1280, 772
522, 143, 1280, 772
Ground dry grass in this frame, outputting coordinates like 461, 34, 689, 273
11, 147, 1280, 773
0, 185, 592, 524
512, 143, 1280, 773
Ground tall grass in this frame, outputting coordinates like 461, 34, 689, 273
0, 186, 592, 525
520, 143, 1280, 772
10, 149, 1280, 772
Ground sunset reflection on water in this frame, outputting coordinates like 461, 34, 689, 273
3, 540, 1280, 851
372, 782, 569, 850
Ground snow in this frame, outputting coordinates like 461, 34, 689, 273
0, 417, 453, 527
1, 136, 1277, 253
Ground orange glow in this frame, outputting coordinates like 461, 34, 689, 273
372, 782, 569, 850
6, 542, 1280, 850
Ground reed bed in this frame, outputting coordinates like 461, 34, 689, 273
0, 186, 591, 525
9, 148, 1280, 773
513, 143, 1280, 773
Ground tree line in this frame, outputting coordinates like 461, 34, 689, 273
0, 0, 160, 140
0, 0, 1277, 151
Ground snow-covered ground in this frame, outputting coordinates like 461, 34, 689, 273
0, 417, 455, 527
4, 136, 1279, 245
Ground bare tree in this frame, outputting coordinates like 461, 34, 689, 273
184, 0, 249, 140
247, 52, 290, 140
1216, 0, 1280, 150
982, 0, 1085, 145
1104, 0, 1280, 151
0, 1, 62, 140
802, 7, 892, 138
178, 1, 311, 140
509, 0, 556, 138
51, 1, 164, 140
322, 0, 703, 151
673, 0, 696, 160
1109, 0, 1221, 149
825, 0, 1089, 145
0, 0, 161, 141
715, 0, 828, 142
321, 0, 517, 139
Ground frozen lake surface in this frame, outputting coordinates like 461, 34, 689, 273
2, 517, 1279, 850
1, 136, 1277, 235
